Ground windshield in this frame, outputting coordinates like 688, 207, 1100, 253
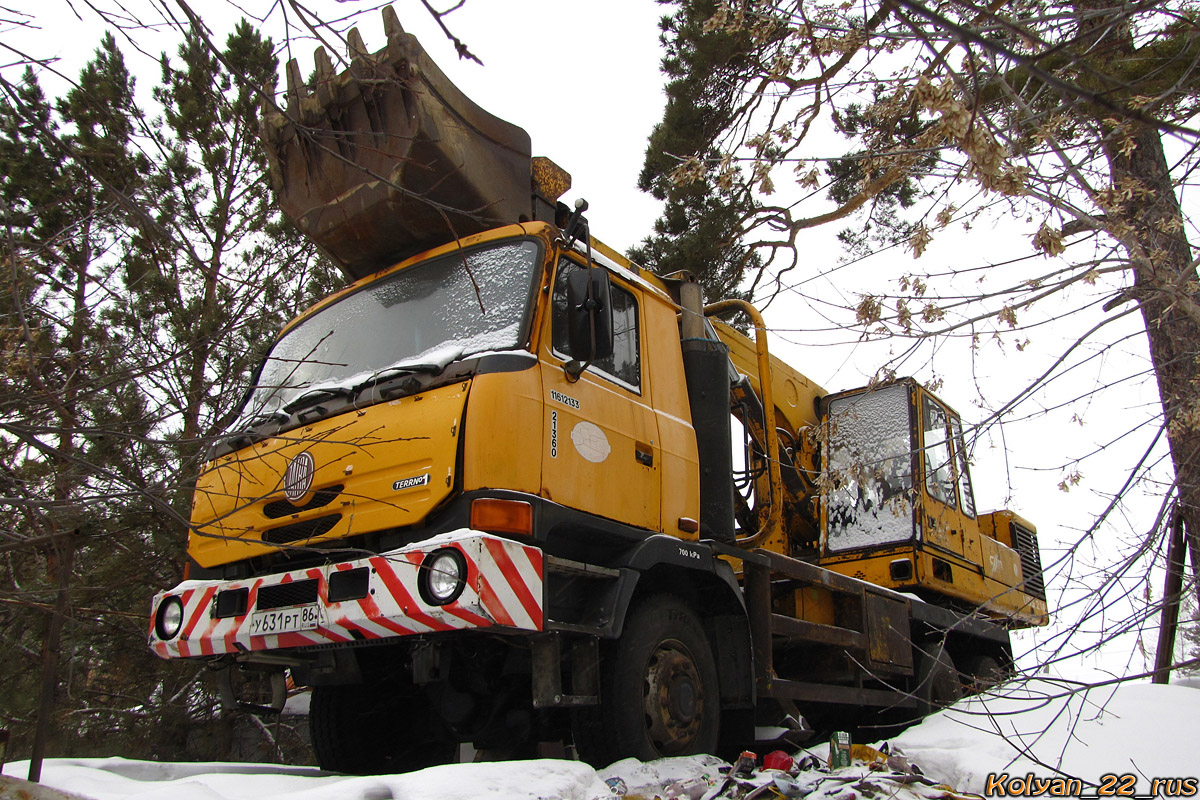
236, 240, 540, 427
824, 382, 916, 552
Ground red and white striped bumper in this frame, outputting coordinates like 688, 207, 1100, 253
149, 530, 543, 660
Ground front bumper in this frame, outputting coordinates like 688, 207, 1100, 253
148, 530, 544, 659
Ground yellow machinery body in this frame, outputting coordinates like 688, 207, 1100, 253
151, 9, 1050, 772
189, 222, 1047, 627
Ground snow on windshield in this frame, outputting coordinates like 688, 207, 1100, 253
235, 241, 539, 426
825, 382, 915, 552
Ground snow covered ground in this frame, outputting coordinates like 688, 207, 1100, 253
892, 678, 1200, 794
4, 679, 1197, 800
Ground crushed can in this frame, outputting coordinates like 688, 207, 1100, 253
829, 731, 852, 769
733, 750, 758, 776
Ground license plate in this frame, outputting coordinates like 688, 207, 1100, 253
248, 604, 320, 636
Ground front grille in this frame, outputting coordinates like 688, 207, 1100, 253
1011, 522, 1046, 600
262, 514, 341, 545
328, 567, 370, 602
215, 588, 249, 618
262, 485, 344, 519
257, 578, 319, 610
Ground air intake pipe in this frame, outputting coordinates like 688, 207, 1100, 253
680, 281, 736, 543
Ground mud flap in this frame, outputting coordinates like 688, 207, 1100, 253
531, 632, 599, 708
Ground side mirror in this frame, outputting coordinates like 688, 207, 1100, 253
566, 267, 615, 362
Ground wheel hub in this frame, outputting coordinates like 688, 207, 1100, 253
643, 640, 705, 754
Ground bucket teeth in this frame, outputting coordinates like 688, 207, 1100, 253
259, 2, 534, 279
310, 46, 335, 108
382, 5, 404, 40
314, 46, 335, 83
284, 58, 305, 112
347, 27, 368, 62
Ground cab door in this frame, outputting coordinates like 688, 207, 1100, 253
539, 255, 661, 531
918, 390, 976, 557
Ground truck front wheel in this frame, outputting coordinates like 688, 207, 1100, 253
574, 594, 720, 765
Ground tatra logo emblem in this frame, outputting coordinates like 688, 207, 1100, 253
284, 451, 316, 502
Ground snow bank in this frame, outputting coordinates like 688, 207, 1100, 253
893, 679, 1200, 794
1, 758, 611, 800
4, 681, 1196, 800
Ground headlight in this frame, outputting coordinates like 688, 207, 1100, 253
419, 549, 467, 606
155, 595, 185, 640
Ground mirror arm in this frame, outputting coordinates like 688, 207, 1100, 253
564, 271, 599, 382
563, 199, 597, 381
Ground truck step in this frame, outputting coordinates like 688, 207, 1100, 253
770, 614, 867, 651
545, 555, 620, 580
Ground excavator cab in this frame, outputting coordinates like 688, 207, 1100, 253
817, 379, 1047, 626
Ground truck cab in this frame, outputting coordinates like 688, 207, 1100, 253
818, 379, 1047, 625
186, 222, 702, 577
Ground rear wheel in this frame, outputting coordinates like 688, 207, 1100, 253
959, 653, 1007, 694
573, 594, 721, 766
310, 674, 456, 774
913, 643, 963, 717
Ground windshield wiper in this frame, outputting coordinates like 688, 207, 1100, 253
355, 362, 441, 391
244, 409, 289, 430
354, 347, 465, 392
283, 386, 355, 414
220, 410, 287, 450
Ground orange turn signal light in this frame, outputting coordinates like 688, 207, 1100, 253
470, 498, 533, 536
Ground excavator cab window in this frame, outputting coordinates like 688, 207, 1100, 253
823, 382, 917, 553
551, 258, 641, 390
950, 416, 977, 518
919, 394, 977, 519
921, 396, 957, 509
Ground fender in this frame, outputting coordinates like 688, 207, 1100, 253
607, 535, 747, 639
611, 535, 756, 710
536, 534, 755, 711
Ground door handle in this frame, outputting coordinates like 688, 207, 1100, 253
635, 443, 654, 467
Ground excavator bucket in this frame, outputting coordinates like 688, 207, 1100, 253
261, 7, 539, 279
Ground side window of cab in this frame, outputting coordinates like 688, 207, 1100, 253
551, 258, 641, 391
922, 395, 957, 508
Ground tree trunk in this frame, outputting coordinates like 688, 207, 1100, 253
1103, 119, 1200, 554
28, 531, 76, 782
1075, 0, 1200, 555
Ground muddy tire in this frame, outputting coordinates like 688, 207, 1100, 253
573, 595, 721, 766
959, 653, 1007, 694
913, 643, 963, 717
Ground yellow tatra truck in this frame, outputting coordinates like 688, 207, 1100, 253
148, 9, 1048, 773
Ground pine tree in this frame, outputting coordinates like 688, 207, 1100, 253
0, 21, 336, 761
638, 0, 1200, 669
632, 0, 764, 300
0, 35, 154, 760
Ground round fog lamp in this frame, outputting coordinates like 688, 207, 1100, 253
420, 549, 467, 606
155, 596, 185, 640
